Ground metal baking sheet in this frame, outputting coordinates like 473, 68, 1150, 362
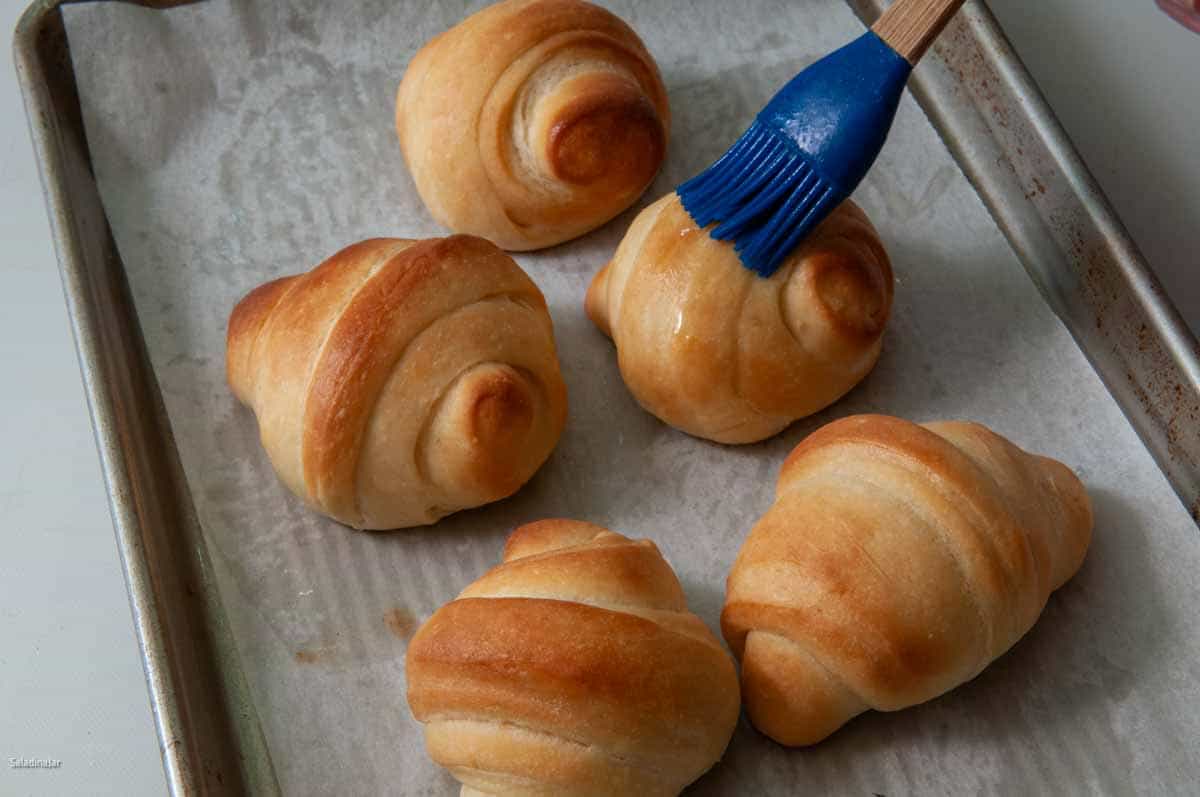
15, 0, 1200, 794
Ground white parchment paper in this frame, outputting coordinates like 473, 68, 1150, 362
63, 0, 1200, 794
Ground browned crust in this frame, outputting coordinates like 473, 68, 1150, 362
226, 275, 295, 403
407, 597, 732, 727
406, 519, 741, 790
226, 233, 566, 529
457, 366, 539, 496
300, 235, 523, 523
544, 71, 666, 187
809, 248, 892, 339
781, 414, 971, 484
585, 194, 894, 444
723, 424, 996, 694
782, 201, 894, 341
486, 0, 672, 123
722, 414, 1093, 745
721, 600, 956, 702
396, 0, 671, 250
502, 518, 614, 562
583, 261, 612, 337
773, 413, 1041, 618
468, 527, 689, 615
824, 203, 893, 312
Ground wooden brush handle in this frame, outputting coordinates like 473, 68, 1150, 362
872, 0, 967, 64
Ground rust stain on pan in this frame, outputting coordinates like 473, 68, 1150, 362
928, 3, 1200, 508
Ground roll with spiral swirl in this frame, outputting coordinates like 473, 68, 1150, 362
722, 415, 1093, 745
226, 236, 568, 530
586, 192, 893, 445
396, 0, 671, 251
406, 519, 741, 796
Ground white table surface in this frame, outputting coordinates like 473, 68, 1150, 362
1, 1, 1196, 795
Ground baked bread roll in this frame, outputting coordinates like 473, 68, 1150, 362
722, 415, 1093, 746
396, 0, 670, 251
586, 192, 892, 444
406, 519, 740, 796
226, 236, 567, 530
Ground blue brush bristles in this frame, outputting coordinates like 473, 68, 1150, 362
678, 122, 840, 279
677, 31, 913, 279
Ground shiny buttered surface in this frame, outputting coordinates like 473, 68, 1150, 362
226, 236, 567, 530
406, 520, 741, 797
396, 0, 671, 251
722, 415, 1093, 746
586, 193, 893, 444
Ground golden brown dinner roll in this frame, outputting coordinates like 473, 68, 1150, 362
722, 415, 1093, 746
407, 519, 741, 796
586, 192, 893, 444
226, 236, 567, 530
396, 0, 670, 251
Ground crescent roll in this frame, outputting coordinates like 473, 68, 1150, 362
396, 0, 671, 251
586, 192, 893, 444
226, 236, 567, 530
406, 519, 741, 796
722, 415, 1093, 745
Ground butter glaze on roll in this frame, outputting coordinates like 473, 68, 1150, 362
226, 236, 567, 530
722, 415, 1093, 745
396, 0, 670, 251
587, 192, 893, 444
406, 519, 741, 796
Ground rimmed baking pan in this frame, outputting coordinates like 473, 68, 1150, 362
15, 0, 1200, 793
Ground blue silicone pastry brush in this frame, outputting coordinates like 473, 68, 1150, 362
678, 0, 966, 277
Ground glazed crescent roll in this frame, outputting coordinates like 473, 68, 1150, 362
406, 519, 741, 796
226, 236, 567, 530
722, 415, 1093, 746
586, 192, 893, 444
396, 0, 670, 251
